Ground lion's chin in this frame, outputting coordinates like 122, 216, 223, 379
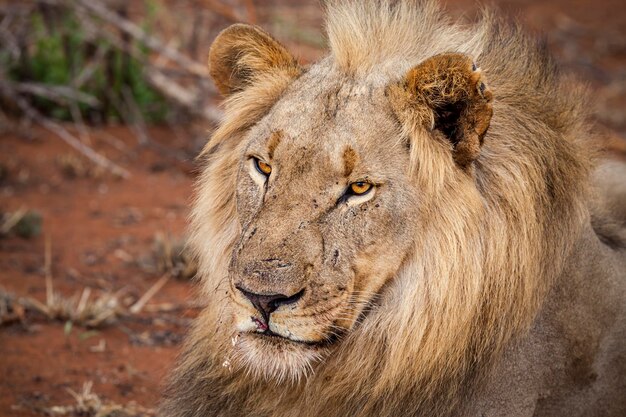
233, 332, 326, 383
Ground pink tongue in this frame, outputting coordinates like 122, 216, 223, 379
252, 317, 268, 331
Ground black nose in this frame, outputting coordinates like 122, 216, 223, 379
236, 286, 304, 323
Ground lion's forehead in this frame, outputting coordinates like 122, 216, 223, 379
249, 71, 404, 176
268, 69, 393, 135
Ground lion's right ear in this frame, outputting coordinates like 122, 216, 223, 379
387, 53, 493, 168
208, 24, 301, 96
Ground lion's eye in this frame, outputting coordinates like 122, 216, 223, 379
254, 158, 272, 176
349, 182, 372, 195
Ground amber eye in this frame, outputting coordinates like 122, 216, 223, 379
349, 181, 372, 195
254, 158, 272, 176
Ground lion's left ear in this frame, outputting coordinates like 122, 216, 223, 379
387, 53, 493, 167
209, 24, 301, 96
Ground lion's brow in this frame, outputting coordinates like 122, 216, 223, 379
267, 130, 283, 159
342, 146, 359, 177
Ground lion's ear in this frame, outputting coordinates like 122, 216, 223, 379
388, 53, 493, 167
208, 24, 301, 96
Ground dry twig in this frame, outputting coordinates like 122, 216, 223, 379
145, 67, 222, 122
0, 79, 131, 179
129, 275, 170, 314
44, 381, 155, 417
12, 82, 100, 107
75, 0, 210, 78
0, 207, 27, 235
204, 0, 248, 23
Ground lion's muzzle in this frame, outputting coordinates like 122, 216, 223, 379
235, 285, 305, 325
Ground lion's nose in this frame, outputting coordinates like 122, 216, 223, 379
236, 286, 304, 322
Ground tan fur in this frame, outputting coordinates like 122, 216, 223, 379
208, 24, 301, 96
387, 52, 494, 167
161, 1, 626, 416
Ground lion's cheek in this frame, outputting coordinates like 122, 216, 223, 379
352, 245, 406, 301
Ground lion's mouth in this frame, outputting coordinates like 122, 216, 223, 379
245, 313, 340, 347
247, 329, 338, 348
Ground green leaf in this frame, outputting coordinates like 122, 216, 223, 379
79, 330, 100, 341
64, 320, 73, 337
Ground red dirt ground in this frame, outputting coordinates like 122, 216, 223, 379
0, 126, 198, 415
1, 1, 624, 416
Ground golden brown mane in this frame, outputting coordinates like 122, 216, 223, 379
161, 2, 599, 416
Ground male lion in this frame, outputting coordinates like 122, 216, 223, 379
161, 1, 626, 416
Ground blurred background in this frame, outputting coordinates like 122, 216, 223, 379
0, 0, 624, 416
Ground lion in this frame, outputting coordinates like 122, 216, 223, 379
160, 1, 626, 416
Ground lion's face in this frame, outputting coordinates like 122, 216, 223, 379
203, 24, 493, 381
228, 76, 419, 378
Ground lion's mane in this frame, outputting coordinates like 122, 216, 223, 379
161, 1, 594, 416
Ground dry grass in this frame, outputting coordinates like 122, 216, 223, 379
32, 287, 126, 328
0, 235, 187, 329
43, 381, 154, 417
1, 237, 126, 328
137, 232, 197, 280
0, 286, 126, 329
42, 236, 127, 327
0, 288, 26, 326
0, 208, 42, 238
56, 153, 105, 179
